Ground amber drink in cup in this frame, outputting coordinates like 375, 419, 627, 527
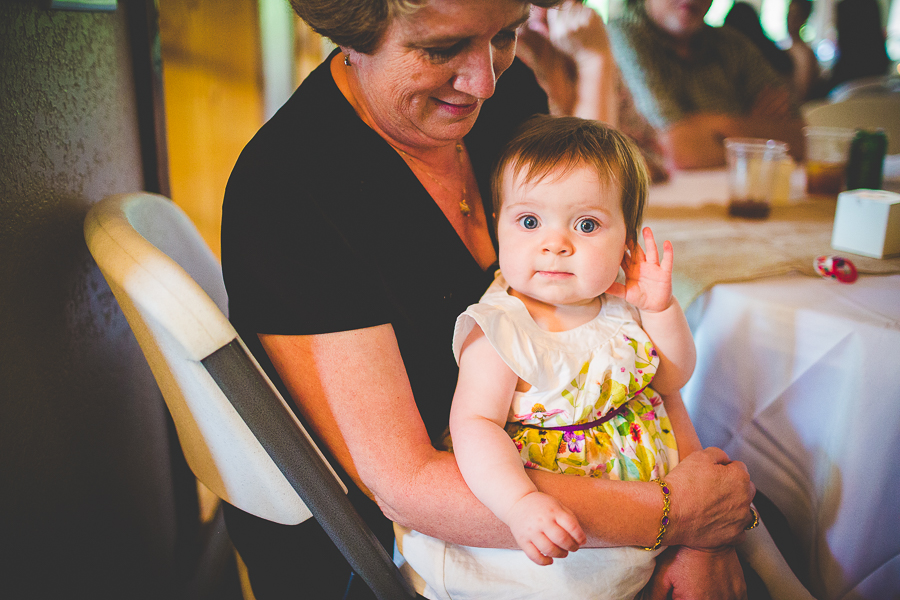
803, 127, 855, 197
725, 138, 790, 219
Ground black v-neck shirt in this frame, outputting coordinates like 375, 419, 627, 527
222, 50, 547, 443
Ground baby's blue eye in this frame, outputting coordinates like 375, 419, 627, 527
577, 218, 599, 233
519, 215, 539, 230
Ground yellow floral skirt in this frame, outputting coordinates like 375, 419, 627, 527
506, 388, 678, 482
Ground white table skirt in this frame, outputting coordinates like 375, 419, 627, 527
682, 273, 900, 600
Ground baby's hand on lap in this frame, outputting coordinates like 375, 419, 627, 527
606, 226, 674, 313
505, 491, 586, 565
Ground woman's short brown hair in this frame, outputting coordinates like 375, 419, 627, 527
491, 115, 649, 243
290, 0, 562, 54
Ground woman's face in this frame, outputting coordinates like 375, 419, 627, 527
643, 0, 713, 41
347, 0, 531, 149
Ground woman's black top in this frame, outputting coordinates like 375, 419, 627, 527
220, 49, 548, 599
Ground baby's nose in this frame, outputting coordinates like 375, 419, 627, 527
542, 231, 573, 255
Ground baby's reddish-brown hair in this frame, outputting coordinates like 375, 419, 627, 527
492, 115, 649, 243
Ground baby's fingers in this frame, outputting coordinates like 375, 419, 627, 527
628, 237, 646, 265
548, 513, 585, 551
660, 239, 674, 274
522, 541, 555, 566
641, 227, 659, 264
532, 531, 571, 561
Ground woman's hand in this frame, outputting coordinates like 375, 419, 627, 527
516, 10, 578, 115
505, 491, 586, 565
517, 1, 618, 122
606, 227, 674, 314
663, 447, 757, 549
546, 0, 612, 60
643, 546, 747, 600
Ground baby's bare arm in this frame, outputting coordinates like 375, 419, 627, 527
606, 227, 696, 392
450, 326, 585, 564
640, 298, 696, 394
449, 327, 535, 519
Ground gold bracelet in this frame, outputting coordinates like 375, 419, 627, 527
745, 506, 759, 530
643, 479, 671, 551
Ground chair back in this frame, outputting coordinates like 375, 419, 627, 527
85, 193, 418, 600
84, 192, 315, 525
803, 95, 900, 154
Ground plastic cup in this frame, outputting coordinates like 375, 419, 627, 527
725, 138, 790, 219
804, 126, 856, 197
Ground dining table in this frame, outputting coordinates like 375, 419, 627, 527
644, 163, 900, 600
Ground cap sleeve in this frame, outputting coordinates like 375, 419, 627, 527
453, 301, 592, 391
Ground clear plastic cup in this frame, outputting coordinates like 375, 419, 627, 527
803, 126, 856, 197
725, 138, 790, 219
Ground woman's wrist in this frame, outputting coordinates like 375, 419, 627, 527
570, 47, 612, 66
642, 479, 671, 550
637, 295, 677, 316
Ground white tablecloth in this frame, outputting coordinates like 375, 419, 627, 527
649, 168, 900, 600
683, 274, 900, 600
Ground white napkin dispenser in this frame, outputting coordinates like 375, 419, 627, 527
831, 189, 900, 259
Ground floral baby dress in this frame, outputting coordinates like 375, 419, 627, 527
452, 272, 679, 483
393, 273, 681, 600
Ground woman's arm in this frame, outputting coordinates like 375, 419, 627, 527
259, 324, 753, 549
260, 325, 511, 547
545, 0, 619, 125
516, 1, 618, 123
661, 109, 805, 170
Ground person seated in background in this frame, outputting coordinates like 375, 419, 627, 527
516, 0, 670, 182
607, 0, 806, 169
724, 2, 793, 79
785, 0, 822, 102
826, 0, 892, 95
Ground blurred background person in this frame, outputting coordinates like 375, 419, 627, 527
785, 0, 822, 102
607, 0, 805, 168
516, 0, 670, 181
724, 2, 794, 78
826, 0, 891, 94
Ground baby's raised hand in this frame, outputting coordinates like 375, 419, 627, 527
606, 227, 674, 313
505, 491, 585, 566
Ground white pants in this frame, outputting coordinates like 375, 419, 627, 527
394, 524, 662, 600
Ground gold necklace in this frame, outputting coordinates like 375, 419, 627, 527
393, 142, 471, 217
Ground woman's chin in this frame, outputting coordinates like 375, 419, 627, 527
421, 106, 482, 139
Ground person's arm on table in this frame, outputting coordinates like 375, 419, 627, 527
661, 110, 805, 170
260, 324, 755, 550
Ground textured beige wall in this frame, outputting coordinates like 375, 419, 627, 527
0, 3, 184, 597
